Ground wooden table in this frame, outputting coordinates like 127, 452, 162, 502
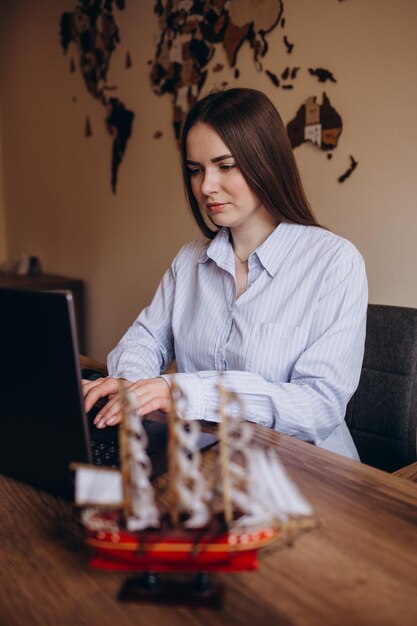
2, 428, 417, 626
394, 461, 417, 482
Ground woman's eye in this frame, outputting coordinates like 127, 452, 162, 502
188, 168, 202, 176
219, 163, 236, 172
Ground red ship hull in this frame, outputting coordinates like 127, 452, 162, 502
86, 523, 280, 573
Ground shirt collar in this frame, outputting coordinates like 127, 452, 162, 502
255, 222, 299, 277
207, 228, 235, 274
197, 223, 306, 277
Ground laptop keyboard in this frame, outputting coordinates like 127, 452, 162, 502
87, 400, 120, 468
90, 438, 120, 468
87, 410, 169, 471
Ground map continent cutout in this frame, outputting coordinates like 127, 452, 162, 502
60, 0, 134, 193
287, 92, 342, 152
150, 0, 284, 141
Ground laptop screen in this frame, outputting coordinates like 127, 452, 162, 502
0, 288, 92, 498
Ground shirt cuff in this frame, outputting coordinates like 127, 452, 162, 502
160, 373, 206, 420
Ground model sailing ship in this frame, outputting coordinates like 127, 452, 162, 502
72, 381, 316, 574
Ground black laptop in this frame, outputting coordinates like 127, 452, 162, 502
0, 288, 216, 499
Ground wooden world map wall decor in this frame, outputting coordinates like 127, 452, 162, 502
59, 0, 357, 193
59, 0, 134, 194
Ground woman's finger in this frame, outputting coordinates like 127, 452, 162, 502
137, 395, 172, 417
93, 395, 123, 427
84, 377, 128, 413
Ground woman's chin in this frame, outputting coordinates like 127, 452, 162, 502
207, 214, 228, 228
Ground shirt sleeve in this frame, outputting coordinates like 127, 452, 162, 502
107, 253, 180, 381
162, 252, 368, 447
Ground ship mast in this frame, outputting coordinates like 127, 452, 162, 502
118, 384, 159, 531
167, 381, 210, 529
217, 380, 314, 529
218, 382, 233, 526
217, 380, 270, 528
119, 383, 133, 520
167, 403, 180, 527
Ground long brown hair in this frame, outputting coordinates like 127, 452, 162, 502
180, 88, 320, 238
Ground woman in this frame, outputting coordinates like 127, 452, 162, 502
83, 88, 367, 460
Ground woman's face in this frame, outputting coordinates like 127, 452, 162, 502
185, 122, 269, 233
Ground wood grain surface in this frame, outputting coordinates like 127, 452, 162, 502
394, 461, 417, 482
1, 427, 417, 626
79, 354, 108, 376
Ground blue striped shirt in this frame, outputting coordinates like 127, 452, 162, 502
108, 223, 368, 460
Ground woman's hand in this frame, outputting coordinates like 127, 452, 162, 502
82, 376, 127, 414
82, 376, 173, 429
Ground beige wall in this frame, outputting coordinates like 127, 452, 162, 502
1, 1, 416, 361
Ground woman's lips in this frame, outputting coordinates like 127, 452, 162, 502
207, 203, 228, 214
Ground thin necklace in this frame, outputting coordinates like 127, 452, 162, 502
233, 248, 249, 264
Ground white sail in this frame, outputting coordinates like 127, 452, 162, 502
218, 385, 272, 527
124, 390, 160, 531
170, 383, 210, 528
175, 420, 210, 528
218, 382, 314, 529
227, 417, 277, 528
248, 447, 314, 521
74, 465, 123, 507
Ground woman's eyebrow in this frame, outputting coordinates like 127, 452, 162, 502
186, 154, 233, 165
211, 154, 233, 163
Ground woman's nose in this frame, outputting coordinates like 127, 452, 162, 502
201, 168, 219, 196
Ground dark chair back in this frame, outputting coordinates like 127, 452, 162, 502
345, 304, 417, 472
